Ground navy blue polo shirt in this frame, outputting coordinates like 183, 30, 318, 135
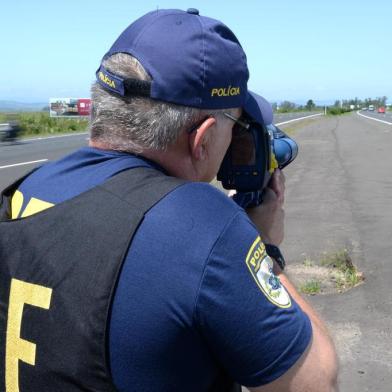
12, 147, 311, 390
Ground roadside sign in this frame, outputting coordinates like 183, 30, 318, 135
49, 98, 91, 117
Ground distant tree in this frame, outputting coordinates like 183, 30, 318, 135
305, 99, 315, 111
279, 101, 296, 113
334, 100, 341, 108
271, 102, 278, 112
364, 98, 372, 107
376, 96, 388, 106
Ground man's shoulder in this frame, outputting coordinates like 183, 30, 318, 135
144, 180, 247, 243
168, 181, 242, 218
172, 181, 235, 202
17, 148, 152, 203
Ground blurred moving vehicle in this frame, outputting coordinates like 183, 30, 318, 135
0, 121, 21, 142
377, 107, 385, 114
368, 105, 374, 111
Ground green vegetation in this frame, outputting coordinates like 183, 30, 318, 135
305, 99, 316, 111
272, 95, 388, 115
300, 280, 321, 295
320, 248, 353, 270
279, 117, 319, 135
302, 257, 314, 267
294, 249, 364, 296
333, 96, 387, 110
327, 96, 389, 115
0, 112, 88, 137
327, 107, 352, 115
272, 100, 322, 113
320, 249, 363, 292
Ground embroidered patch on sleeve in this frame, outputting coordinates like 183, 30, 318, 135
245, 236, 291, 308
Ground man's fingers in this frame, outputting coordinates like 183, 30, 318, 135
270, 169, 285, 204
261, 188, 276, 204
261, 187, 284, 209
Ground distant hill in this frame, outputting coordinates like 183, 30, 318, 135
0, 100, 48, 112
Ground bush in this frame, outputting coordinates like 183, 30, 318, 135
327, 107, 352, 115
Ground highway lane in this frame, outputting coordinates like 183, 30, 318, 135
0, 133, 88, 190
357, 109, 392, 124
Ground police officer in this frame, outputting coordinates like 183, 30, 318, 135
0, 9, 338, 392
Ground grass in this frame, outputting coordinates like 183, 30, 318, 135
326, 107, 352, 116
320, 248, 352, 269
320, 249, 363, 292
278, 117, 320, 135
294, 249, 364, 295
0, 112, 88, 137
302, 257, 314, 267
300, 280, 321, 295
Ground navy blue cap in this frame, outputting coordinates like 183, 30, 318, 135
96, 8, 273, 125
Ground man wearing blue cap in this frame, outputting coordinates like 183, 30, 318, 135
0, 8, 337, 392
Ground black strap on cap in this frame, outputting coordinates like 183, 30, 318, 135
123, 78, 152, 97
96, 64, 152, 98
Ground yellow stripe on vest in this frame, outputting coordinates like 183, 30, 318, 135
21, 197, 54, 218
11, 190, 24, 219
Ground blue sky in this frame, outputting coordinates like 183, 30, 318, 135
1, 0, 391, 105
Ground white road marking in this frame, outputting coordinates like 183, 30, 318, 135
24, 132, 88, 142
275, 113, 324, 126
356, 111, 392, 125
0, 159, 48, 170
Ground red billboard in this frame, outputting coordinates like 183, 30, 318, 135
50, 98, 91, 117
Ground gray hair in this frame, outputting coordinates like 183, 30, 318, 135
89, 53, 229, 153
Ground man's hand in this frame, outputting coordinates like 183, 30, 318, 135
246, 169, 285, 245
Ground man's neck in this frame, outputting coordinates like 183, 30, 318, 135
89, 140, 203, 182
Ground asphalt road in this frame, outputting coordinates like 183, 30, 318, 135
0, 133, 88, 190
357, 109, 392, 124
280, 113, 392, 391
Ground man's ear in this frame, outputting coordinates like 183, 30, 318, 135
188, 117, 216, 161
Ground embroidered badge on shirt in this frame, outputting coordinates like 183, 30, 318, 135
245, 236, 291, 308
